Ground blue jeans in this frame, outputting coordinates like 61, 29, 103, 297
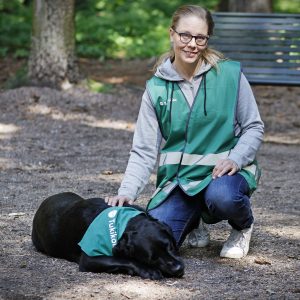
148, 174, 253, 247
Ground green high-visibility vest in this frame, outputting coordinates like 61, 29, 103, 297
78, 207, 144, 256
146, 60, 260, 212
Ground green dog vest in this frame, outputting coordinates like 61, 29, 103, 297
146, 60, 260, 212
78, 207, 144, 256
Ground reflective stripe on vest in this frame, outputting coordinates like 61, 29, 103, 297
159, 150, 230, 166
151, 180, 176, 199
159, 150, 258, 176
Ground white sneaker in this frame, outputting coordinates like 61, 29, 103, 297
220, 224, 253, 259
187, 219, 210, 248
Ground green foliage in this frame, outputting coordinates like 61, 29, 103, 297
0, 0, 299, 60
0, 0, 31, 58
85, 79, 114, 93
0, 0, 220, 60
273, 0, 300, 13
75, 0, 219, 59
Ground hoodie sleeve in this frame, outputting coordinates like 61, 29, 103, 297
117, 90, 162, 200
228, 73, 264, 169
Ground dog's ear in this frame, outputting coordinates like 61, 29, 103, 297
113, 231, 136, 257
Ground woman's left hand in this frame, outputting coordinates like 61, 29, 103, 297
212, 159, 239, 179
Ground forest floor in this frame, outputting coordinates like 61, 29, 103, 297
0, 57, 299, 299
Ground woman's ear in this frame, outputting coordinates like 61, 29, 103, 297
169, 27, 174, 43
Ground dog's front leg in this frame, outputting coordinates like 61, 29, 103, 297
79, 252, 163, 280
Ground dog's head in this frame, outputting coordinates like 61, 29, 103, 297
113, 215, 184, 278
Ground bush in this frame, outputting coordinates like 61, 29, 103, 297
75, 0, 215, 59
0, 0, 32, 58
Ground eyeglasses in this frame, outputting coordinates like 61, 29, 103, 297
172, 28, 209, 46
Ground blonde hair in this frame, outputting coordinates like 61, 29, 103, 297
153, 5, 224, 71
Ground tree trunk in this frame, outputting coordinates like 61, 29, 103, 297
28, 0, 79, 89
218, 0, 273, 13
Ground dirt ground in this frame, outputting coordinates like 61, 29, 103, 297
0, 58, 299, 299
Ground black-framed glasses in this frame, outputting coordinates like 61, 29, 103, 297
172, 28, 209, 46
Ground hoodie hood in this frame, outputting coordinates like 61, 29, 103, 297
154, 58, 212, 81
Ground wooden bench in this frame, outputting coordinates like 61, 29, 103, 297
210, 13, 300, 86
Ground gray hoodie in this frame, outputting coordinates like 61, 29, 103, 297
118, 59, 264, 200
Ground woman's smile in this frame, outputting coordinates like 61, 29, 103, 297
183, 50, 199, 57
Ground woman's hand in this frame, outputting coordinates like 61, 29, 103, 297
212, 159, 239, 179
104, 195, 134, 207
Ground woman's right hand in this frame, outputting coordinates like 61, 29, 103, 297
104, 195, 134, 207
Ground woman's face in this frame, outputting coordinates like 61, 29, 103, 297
170, 15, 209, 68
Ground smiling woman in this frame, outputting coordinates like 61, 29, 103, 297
106, 4, 264, 261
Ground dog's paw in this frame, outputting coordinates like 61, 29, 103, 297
138, 267, 163, 280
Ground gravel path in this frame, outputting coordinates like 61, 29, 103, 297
0, 84, 299, 299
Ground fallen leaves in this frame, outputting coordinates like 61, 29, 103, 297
102, 170, 113, 175
254, 257, 272, 265
8, 212, 26, 217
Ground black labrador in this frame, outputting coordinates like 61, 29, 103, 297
32, 192, 184, 280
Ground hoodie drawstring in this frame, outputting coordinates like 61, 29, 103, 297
169, 81, 174, 122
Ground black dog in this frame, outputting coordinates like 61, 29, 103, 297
32, 192, 184, 280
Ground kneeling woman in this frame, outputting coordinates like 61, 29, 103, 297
105, 4, 264, 259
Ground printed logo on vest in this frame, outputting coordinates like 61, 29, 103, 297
159, 98, 177, 106
108, 210, 117, 218
108, 209, 118, 247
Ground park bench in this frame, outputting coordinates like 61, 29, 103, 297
210, 12, 300, 86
